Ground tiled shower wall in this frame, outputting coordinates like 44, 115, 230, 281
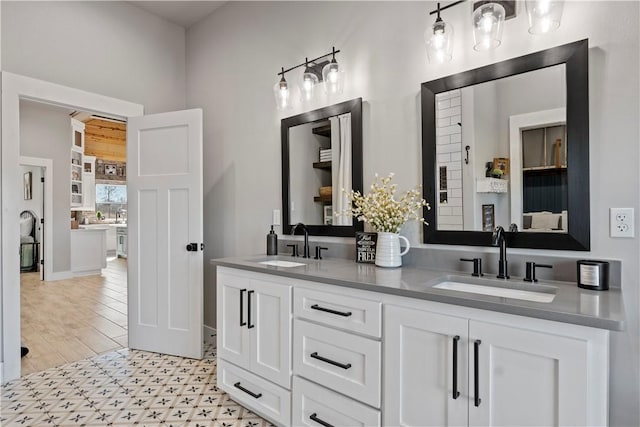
435, 90, 463, 231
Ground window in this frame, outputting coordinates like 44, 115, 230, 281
95, 183, 127, 220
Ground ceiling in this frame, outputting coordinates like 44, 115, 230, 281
129, 1, 226, 28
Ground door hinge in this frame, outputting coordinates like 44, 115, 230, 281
40, 218, 44, 224
41, 177, 45, 183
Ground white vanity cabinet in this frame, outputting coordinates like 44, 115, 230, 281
385, 303, 609, 427
217, 267, 292, 424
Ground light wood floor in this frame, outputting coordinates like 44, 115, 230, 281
20, 257, 128, 376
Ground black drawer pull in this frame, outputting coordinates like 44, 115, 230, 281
474, 339, 482, 407
233, 382, 262, 399
310, 352, 352, 370
247, 290, 255, 329
452, 335, 460, 399
310, 413, 334, 427
310, 304, 352, 317
239, 289, 247, 327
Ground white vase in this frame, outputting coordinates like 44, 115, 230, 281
375, 232, 410, 268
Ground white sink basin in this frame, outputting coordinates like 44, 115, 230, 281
433, 281, 556, 303
258, 260, 307, 268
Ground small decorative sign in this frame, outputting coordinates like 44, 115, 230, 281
356, 232, 377, 263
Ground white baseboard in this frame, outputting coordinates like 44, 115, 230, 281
203, 325, 217, 347
46, 270, 74, 281
72, 269, 102, 278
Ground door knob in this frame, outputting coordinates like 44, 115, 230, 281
186, 243, 198, 252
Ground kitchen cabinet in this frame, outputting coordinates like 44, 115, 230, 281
217, 268, 292, 389
82, 155, 96, 211
70, 229, 106, 276
385, 304, 608, 427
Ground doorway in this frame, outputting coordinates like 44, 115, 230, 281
17, 101, 131, 375
1, 72, 143, 382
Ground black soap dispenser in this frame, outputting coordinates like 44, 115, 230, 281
267, 225, 278, 255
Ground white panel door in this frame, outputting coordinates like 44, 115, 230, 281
127, 109, 203, 359
384, 305, 469, 427
469, 320, 588, 427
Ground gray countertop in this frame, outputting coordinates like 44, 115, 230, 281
211, 255, 626, 331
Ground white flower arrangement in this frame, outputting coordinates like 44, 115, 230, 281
342, 173, 430, 233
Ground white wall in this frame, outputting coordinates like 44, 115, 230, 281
19, 101, 71, 274
186, 2, 639, 425
1, 1, 186, 113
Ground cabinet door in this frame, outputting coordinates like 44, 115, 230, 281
217, 273, 251, 369
250, 278, 291, 388
384, 305, 468, 427
469, 320, 588, 427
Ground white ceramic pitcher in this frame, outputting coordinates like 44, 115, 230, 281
375, 232, 410, 268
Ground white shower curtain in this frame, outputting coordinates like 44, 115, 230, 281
330, 113, 352, 226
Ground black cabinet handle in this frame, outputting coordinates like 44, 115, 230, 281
452, 335, 460, 399
239, 289, 247, 327
247, 290, 255, 329
310, 304, 352, 317
310, 413, 334, 427
310, 352, 351, 370
233, 382, 262, 399
474, 339, 482, 407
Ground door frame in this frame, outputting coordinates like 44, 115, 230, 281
18, 156, 53, 281
1, 72, 143, 382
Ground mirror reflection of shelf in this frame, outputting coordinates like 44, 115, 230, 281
312, 123, 331, 137
313, 161, 332, 169
313, 195, 332, 203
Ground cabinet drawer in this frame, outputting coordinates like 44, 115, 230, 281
292, 376, 380, 427
218, 359, 291, 426
294, 287, 381, 338
293, 319, 381, 408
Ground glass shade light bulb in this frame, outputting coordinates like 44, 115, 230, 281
526, 0, 563, 34
273, 71, 291, 111
472, 2, 505, 51
322, 59, 344, 95
425, 15, 454, 64
301, 60, 319, 102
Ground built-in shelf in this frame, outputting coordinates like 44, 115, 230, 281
523, 165, 567, 171
312, 123, 331, 137
313, 195, 332, 203
476, 177, 508, 193
312, 161, 332, 170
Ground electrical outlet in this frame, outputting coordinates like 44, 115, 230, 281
610, 208, 634, 238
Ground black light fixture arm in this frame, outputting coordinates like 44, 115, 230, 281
429, 0, 467, 16
277, 47, 341, 76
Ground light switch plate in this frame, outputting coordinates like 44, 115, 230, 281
610, 208, 634, 238
272, 209, 281, 226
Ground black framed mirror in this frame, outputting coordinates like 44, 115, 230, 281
422, 39, 589, 250
282, 98, 363, 237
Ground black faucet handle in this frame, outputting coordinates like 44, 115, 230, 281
460, 258, 484, 277
286, 244, 299, 257
524, 262, 553, 282
314, 246, 328, 260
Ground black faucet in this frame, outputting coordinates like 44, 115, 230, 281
291, 223, 310, 258
492, 226, 509, 279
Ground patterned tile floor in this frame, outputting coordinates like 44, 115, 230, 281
1, 344, 271, 426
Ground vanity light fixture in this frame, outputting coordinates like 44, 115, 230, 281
472, 2, 506, 51
425, 2, 454, 63
274, 47, 344, 109
273, 67, 291, 111
526, 0, 564, 34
